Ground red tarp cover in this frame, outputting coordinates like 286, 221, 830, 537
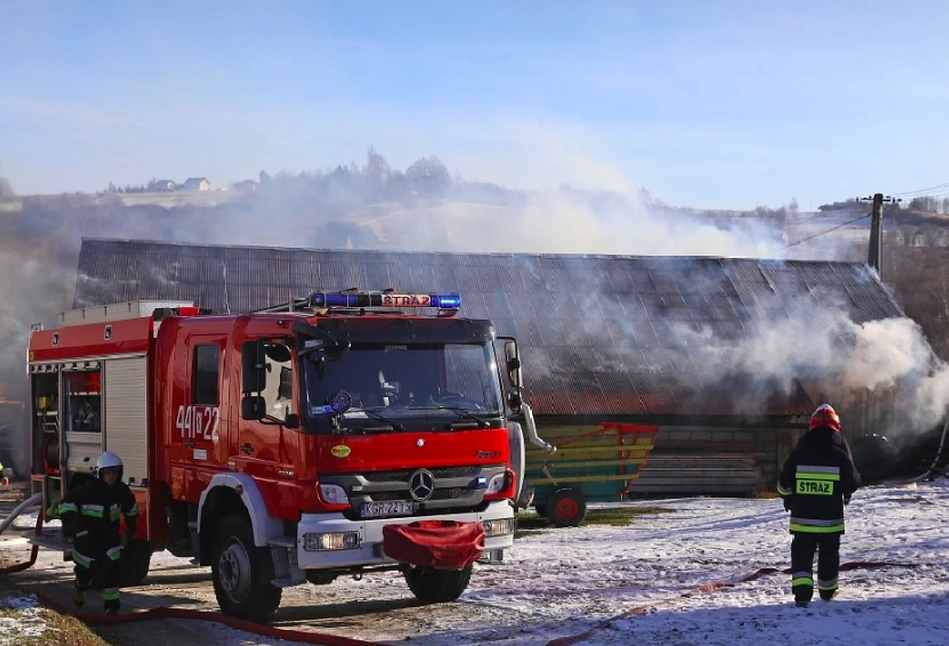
382, 520, 486, 570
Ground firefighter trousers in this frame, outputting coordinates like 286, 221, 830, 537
72, 543, 123, 611
790, 533, 840, 603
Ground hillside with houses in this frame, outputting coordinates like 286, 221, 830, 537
0, 148, 947, 363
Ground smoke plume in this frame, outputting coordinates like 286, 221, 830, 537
0, 154, 943, 476
670, 297, 949, 437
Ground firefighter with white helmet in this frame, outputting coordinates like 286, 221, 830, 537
58, 451, 139, 614
777, 404, 861, 607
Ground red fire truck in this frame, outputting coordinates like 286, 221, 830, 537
25, 290, 554, 622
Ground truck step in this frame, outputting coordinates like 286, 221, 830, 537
27, 530, 73, 553
267, 536, 296, 549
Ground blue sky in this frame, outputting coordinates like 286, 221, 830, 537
1, 0, 948, 210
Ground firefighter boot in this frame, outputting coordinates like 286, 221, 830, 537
819, 588, 839, 601
792, 582, 813, 608
103, 588, 120, 615
72, 586, 85, 608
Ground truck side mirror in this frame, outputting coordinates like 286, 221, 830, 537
503, 339, 523, 410
504, 340, 523, 391
241, 394, 266, 421
242, 340, 267, 393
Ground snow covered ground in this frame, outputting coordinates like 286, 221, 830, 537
2, 481, 949, 646
0, 591, 50, 644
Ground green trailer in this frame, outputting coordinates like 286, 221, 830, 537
523, 422, 659, 527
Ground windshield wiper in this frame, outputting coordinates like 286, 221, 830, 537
351, 409, 405, 432
408, 406, 489, 429
293, 321, 350, 359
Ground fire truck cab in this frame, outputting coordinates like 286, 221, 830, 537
26, 290, 554, 622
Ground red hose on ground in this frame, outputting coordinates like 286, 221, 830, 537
545, 560, 919, 646
0, 513, 919, 646
23, 589, 387, 646
0, 509, 385, 646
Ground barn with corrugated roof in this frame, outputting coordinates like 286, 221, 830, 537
70, 237, 916, 496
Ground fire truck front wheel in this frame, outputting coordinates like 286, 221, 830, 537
403, 563, 473, 604
210, 513, 282, 623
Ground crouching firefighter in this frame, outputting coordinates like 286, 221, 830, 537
58, 451, 139, 614
778, 404, 860, 607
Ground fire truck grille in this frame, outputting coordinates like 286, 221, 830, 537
320, 464, 506, 517
370, 488, 467, 502
360, 466, 479, 482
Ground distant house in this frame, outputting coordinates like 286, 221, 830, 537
233, 179, 258, 192
148, 179, 176, 192
181, 177, 210, 191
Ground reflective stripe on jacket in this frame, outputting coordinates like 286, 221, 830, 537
777, 427, 860, 535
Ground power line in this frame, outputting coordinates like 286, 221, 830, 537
782, 213, 872, 249
891, 182, 949, 198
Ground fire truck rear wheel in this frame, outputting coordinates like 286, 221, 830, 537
404, 563, 473, 604
210, 513, 282, 623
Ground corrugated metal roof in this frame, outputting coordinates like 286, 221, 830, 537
72, 238, 910, 419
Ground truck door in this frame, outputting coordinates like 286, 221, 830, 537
235, 338, 296, 476
173, 334, 229, 472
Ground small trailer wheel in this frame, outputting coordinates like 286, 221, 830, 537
547, 488, 587, 527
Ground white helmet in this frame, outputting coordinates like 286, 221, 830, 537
96, 451, 123, 479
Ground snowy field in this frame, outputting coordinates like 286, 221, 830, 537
0, 590, 54, 644
2, 481, 949, 646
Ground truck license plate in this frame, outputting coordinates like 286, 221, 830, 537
360, 501, 415, 518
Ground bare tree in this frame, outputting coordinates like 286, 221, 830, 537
366, 146, 390, 196
406, 155, 450, 195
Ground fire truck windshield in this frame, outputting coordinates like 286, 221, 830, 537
301, 342, 504, 432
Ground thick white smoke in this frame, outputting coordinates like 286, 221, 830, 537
670, 298, 949, 436
0, 156, 945, 472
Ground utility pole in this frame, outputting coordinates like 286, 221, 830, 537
858, 193, 899, 279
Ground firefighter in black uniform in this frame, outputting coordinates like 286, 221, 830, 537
778, 404, 860, 607
58, 451, 139, 614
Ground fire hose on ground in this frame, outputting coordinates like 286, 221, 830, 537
544, 560, 919, 646
0, 494, 384, 646
0, 494, 925, 646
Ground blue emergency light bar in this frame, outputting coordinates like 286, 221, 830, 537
308, 291, 462, 309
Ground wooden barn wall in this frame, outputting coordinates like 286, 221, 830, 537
800, 378, 907, 442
